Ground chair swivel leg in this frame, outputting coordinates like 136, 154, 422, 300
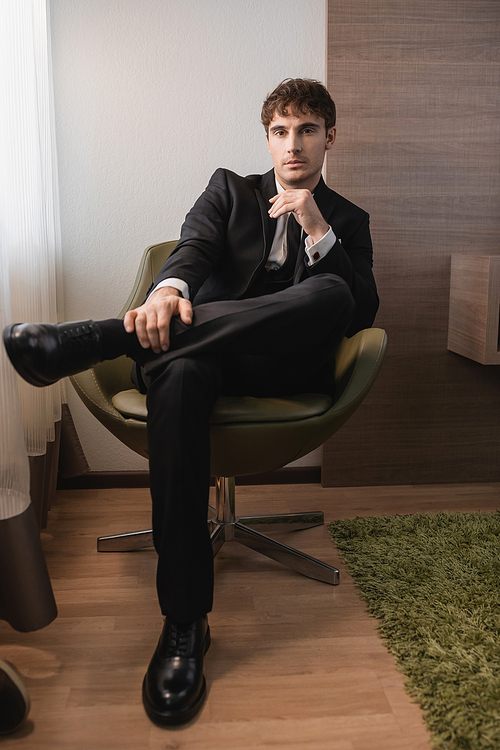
97, 529, 154, 552
238, 511, 325, 533
233, 522, 339, 585
209, 476, 340, 585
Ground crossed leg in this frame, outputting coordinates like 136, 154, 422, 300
2, 272, 356, 725
137, 274, 355, 621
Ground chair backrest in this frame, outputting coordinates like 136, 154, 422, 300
118, 241, 178, 317
87, 242, 178, 395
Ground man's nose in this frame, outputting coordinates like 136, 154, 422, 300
287, 133, 301, 152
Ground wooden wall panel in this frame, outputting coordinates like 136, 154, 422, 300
323, 0, 500, 485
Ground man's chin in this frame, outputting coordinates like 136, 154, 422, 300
280, 170, 309, 186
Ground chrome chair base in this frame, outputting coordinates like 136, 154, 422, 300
97, 528, 154, 552
96, 477, 339, 586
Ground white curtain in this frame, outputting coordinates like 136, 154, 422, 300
0, 279, 31, 522
0, 0, 63, 471
0, 0, 59, 630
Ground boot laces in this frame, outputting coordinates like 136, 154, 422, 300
165, 622, 191, 657
60, 325, 97, 351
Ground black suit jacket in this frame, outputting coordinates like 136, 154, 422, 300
151, 168, 379, 337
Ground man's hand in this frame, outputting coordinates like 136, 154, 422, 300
123, 287, 193, 354
269, 189, 329, 244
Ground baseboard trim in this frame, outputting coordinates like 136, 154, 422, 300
57, 466, 321, 491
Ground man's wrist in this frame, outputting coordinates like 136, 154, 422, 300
163, 286, 181, 297
305, 226, 336, 265
149, 286, 181, 299
148, 277, 190, 300
308, 221, 330, 245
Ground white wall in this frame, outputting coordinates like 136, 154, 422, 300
50, 0, 326, 471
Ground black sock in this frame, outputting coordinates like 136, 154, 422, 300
95, 318, 147, 362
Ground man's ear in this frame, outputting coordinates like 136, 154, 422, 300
325, 127, 336, 151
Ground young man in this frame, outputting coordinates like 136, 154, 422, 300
3, 79, 378, 726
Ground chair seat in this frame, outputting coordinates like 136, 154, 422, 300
112, 389, 333, 424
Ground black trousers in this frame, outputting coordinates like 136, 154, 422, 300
135, 274, 354, 623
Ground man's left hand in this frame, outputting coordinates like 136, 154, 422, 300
269, 189, 329, 245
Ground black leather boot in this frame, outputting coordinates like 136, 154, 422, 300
142, 616, 210, 726
2, 320, 103, 387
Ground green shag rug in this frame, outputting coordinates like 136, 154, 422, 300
328, 511, 500, 750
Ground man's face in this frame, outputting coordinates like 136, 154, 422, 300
266, 109, 336, 191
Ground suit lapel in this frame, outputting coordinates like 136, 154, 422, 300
312, 176, 338, 225
254, 169, 278, 260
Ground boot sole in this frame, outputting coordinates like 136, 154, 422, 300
142, 629, 211, 727
3, 324, 52, 388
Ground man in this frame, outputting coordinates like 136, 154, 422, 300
3, 79, 378, 726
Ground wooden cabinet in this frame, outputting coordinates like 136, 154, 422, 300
448, 255, 500, 365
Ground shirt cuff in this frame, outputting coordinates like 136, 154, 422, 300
148, 278, 190, 300
304, 226, 336, 266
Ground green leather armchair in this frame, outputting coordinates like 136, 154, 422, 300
71, 241, 386, 586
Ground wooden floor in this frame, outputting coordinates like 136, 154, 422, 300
1, 482, 499, 749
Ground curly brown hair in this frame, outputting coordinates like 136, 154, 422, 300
261, 78, 336, 134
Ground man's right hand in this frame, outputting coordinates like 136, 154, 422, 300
123, 287, 193, 354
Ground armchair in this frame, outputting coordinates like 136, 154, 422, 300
71, 241, 386, 586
